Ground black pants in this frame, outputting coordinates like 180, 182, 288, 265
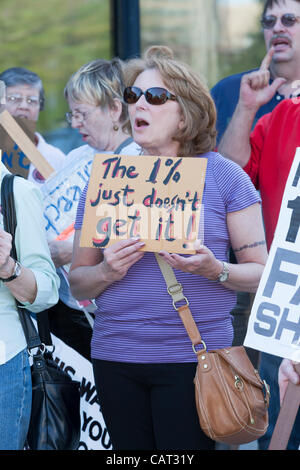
92, 359, 215, 450
47, 300, 92, 361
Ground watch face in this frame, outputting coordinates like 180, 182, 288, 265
218, 262, 229, 282
15, 262, 21, 277
0, 261, 21, 282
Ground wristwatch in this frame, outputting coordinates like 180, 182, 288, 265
0, 260, 22, 282
217, 261, 229, 283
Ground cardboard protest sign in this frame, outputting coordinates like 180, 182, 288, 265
0, 110, 54, 179
80, 154, 207, 254
244, 149, 300, 363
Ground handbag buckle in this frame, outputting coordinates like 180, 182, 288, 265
27, 343, 46, 357
167, 283, 190, 311
167, 282, 183, 296
172, 296, 189, 311
192, 340, 207, 355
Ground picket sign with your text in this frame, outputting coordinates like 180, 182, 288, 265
80, 154, 207, 254
41, 150, 94, 243
52, 335, 112, 450
244, 149, 300, 362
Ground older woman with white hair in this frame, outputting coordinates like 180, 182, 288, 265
64, 58, 140, 157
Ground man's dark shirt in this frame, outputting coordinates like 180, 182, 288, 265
211, 69, 285, 144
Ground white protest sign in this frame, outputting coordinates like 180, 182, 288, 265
41, 150, 94, 241
244, 149, 300, 362
48, 334, 112, 450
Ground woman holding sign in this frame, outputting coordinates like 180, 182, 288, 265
69, 46, 268, 450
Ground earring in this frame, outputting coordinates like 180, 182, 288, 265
113, 124, 119, 131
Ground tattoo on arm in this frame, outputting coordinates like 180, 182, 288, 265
233, 240, 266, 253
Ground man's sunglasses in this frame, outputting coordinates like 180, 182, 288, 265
123, 86, 177, 105
261, 13, 300, 29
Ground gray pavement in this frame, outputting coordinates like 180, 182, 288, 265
215, 440, 258, 450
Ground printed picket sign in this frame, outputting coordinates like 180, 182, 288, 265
244, 148, 300, 362
80, 154, 207, 254
52, 336, 112, 451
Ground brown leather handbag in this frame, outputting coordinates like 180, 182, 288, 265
155, 254, 270, 445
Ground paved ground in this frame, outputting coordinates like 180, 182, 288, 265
215, 440, 258, 450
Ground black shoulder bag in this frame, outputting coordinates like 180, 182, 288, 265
1, 174, 81, 450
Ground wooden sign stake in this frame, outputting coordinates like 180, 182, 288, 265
0, 110, 54, 179
268, 362, 300, 450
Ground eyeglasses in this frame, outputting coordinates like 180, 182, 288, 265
123, 86, 177, 106
65, 110, 91, 125
261, 13, 300, 29
6, 94, 41, 107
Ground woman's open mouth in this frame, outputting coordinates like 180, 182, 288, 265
134, 118, 150, 130
80, 133, 89, 141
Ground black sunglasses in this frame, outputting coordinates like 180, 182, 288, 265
261, 13, 300, 29
123, 86, 177, 105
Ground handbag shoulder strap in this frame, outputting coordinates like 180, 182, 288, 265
155, 253, 206, 353
1, 174, 18, 258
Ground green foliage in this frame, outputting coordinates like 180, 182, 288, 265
218, 31, 266, 80
217, 0, 266, 81
1, 0, 111, 132
0, 0, 269, 132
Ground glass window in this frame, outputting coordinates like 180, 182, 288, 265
140, 0, 264, 88
217, 0, 263, 80
140, 0, 219, 86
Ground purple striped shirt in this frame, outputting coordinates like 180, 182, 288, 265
75, 152, 260, 363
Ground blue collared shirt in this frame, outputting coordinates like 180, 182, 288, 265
211, 69, 285, 145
